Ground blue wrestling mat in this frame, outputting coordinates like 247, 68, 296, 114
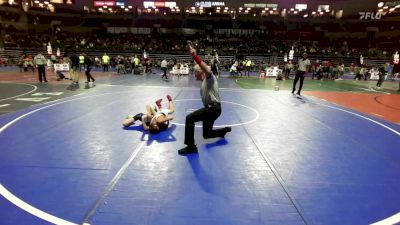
0, 74, 399, 225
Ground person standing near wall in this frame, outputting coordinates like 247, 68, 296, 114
391, 62, 400, 91
79, 53, 85, 71
69, 51, 80, 85
161, 58, 168, 79
292, 53, 311, 96
34, 51, 48, 83
102, 53, 110, 72
376, 66, 386, 88
245, 58, 252, 77
284, 61, 293, 80
83, 53, 95, 85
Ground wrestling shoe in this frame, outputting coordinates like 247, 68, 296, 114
123, 116, 135, 127
166, 94, 172, 101
178, 145, 198, 155
223, 127, 232, 138
155, 99, 162, 108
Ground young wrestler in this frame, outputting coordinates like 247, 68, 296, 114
122, 95, 174, 133
147, 95, 175, 133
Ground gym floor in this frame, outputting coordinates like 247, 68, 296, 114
0, 68, 399, 225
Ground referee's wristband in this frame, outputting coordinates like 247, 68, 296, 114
193, 55, 202, 65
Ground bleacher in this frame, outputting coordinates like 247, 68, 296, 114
0, 48, 392, 69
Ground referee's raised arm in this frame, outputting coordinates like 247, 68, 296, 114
188, 41, 212, 78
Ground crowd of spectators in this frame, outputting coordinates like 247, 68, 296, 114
1, 1, 399, 59
1, 28, 398, 59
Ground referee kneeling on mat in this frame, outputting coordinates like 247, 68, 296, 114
178, 42, 232, 155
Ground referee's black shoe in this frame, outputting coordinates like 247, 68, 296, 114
178, 145, 198, 155
223, 127, 232, 138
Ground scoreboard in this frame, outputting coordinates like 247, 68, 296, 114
50, 0, 75, 4
93, 0, 125, 6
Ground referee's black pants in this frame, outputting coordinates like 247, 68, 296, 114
376, 74, 385, 87
161, 67, 168, 79
103, 64, 109, 72
292, 71, 306, 94
85, 67, 95, 82
184, 103, 226, 146
37, 65, 47, 82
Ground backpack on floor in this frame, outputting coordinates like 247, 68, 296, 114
133, 68, 141, 75
56, 71, 65, 80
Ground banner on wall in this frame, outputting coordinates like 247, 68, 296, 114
114, 27, 128, 33
94, 1, 115, 6
54, 63, 70, 71
170, 64, 189, 75
260, 67, 282, 77
116, 0, 125, 6
194, 1, 225, 7
50, 0, 75, 4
